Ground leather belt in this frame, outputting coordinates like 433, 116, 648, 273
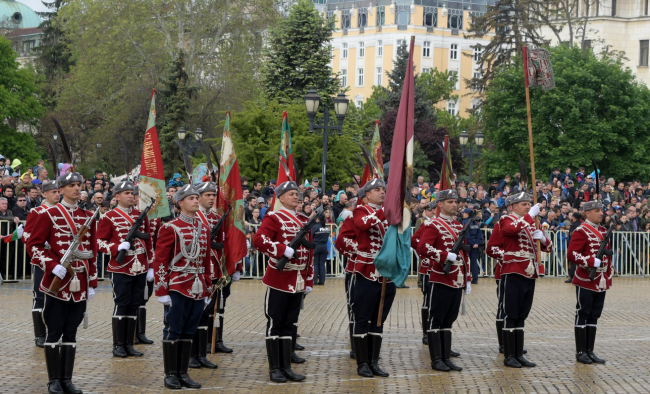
126, 247, 145, 256
504, 251, 535, 259
270, 258, 306, 271
170, 266, 205, 274
72, 266, 86, 273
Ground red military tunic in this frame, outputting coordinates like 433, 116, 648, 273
486, 221, 505, 280
499, 213, 552, 279
351, 204, 388, 282
153, 213, 212, 300
334, 216, 358, 273
150, 217, 161, 250
27, 203, 98, 302
23, 202, 54, 271
412, 223, 431, 276
417, 215, 471, 288
253, 208, 314, 293
96, 206, 154, 276
196, 206, 224, 281
567, 221, 612, 292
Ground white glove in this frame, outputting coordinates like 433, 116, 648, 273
593, 258, 602, 268
532, 230, 545, 240
158, 295, 172, 306
232, 271, 241, 281
88, 287, 95, 300
465, 283, 471, 295
283, 246, 295, 259
52, 265, 67, 279
146, 268, 154, 282
446, 252, 458, 262
528, 203, 540, 218
305, 286, 313, 294
16, 224, 23, 238
118, 241, 131, 252
204, 297, 211, 305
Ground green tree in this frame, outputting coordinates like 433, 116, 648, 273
481, 45, 650, 181
0, 37, 44, 166
261, 0, 340, 102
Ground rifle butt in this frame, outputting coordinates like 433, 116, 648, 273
376, 277, 387, 327
589, 267, 597, 281
116, 249, 127, 265
49, 276, 62, 294
276, 256, 288, 273
443, 260, 452, 276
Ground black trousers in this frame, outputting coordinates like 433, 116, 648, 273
313, 252, 327, 285
575, 287, 606, 326
141, 280, 154, 305
111, 273, 146, 316
496, 279, 505, 321
428, 282, 462, 330
199, 281, 231, 327
32, 266, 45, 310
420, 274, 432, 309
264, 287, 303, 338
163, 292, 203, 340
351, 274, 396, 336
42, 294, 86, 343
502, 274, 536, 329
345, 272, 353, 304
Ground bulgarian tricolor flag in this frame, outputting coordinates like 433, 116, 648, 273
361, 120, 384, 186
3, 224, 22, 243
138, 89, 171, 219
218, 112, 247, 275
270, 111, 296, 212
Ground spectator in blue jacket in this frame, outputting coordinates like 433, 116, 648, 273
549, 167, 562, 184
559, 167, 573, 184
463, 208, 484, 283
167, 173, 184, 188
497, 175, 511, 192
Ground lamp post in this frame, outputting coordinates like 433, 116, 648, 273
52, 133, 58, 175
304, 89, 349, 188
459, 130, 484, 183
176, 126, 204, 156
96, 142, 102, 171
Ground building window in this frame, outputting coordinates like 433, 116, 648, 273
377, 40, 383, 56
356, 100, 363, 108
397, 39, 406, 48
447, 9, 463, 29
447, 101, 457, 116
341, 69, 347, 87
641, 40, 649, 66
582, 39, 592, 52
423, 7, 438, 27
357, 68, 364, 86
342, 43, 348, 59
449, 70, 459, 90
645, 0, 649, 16
473, 47, 482, 62
358, 8, 368, 28
376, 67, 382, 85
341, 11, 351, 29
422, 67, 431, 74
358, 42, 365, 58
377, 6, 385, 26
611, 0, 616, 16
471, 72, 481, 91
450, 44, 458, 60
22, 40, 35, 53
423, 41, 431, 57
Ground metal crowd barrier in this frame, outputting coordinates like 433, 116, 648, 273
2, 219, 648, 282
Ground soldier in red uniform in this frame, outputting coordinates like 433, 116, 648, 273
27, 172, 98, 394
253, 181, 314, 383
499, 192, 552, 368
97, 180, 154, 358
349, 178, 394, 379
486, 196, 509, 354
567, 200, 611, 365
417, 190, 471, 372
188, 181, 221, 369
411, 201, 433, 346
153, 184, 212, 389
133, 187, 155, 345
23, 180, 59, 348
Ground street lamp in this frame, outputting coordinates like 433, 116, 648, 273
304, 89, 349, 188
176, 126, 203, 156
459, 130, 484, 183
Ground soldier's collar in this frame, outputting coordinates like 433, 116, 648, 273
116, 205, 132, 214
43, 201, 56, 208
179, 212, 197, 224
512, 212, 523, 219
60, 199, 78, 210
368, 203, 381, 210
199, 205, 210, 215
439, 213, 453, 220
585, 219, 599, 227
280, 207, 297, 215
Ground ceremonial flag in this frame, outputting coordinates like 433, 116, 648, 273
523, 47, 555, 91
270, 111, 296, 212
361, 120, 384, 187
138, 90, 171, 219
2, 224, 22, 243
218, 112, 247, 275
373, 36, 415, 288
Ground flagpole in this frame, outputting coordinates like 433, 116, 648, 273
522, 46, 542, 263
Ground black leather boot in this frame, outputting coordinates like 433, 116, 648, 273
124, 317, 143, 357
450, 349, 460, 357
214, 316, 234, 353
44, 344, 64, 394
189, 331, 202, 368
515, 330, 536, 367
136, 306, 154, 345
197, 328, 218, 369
206, 320, 214, 354
348, 322, 356, 359
33, 310, 46, 348
368, 335, 389, 377
293, 326, 305, 351
266, 338, 287, 383
162, 340, 181, 389
280, 337, 306, 381
441, 331, 462, 371
112, 317, 128, 358
503, 329, 522, 368
177, 339, 201, 389
291, 326, 305, 364
427, 331, 450, 371
353, 336, 374, 377
60, 343, 83, 394
496, 320, 504, 354
586, 326, 606, 364
575, 326, 593, 364
421, 308, 429, 345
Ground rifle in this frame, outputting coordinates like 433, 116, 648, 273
210, 205, 231, 250
442, 210, 476, 276
115, 200, 155, 264
588, 224, 614, 281
49, 209, 100, 294
276, 206, 324, 273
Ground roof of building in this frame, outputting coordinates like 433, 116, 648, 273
0, 0, 42, 30
5, 26, 42, 37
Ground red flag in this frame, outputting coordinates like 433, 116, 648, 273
270, 111, 296, 211
361, 120, 384, 187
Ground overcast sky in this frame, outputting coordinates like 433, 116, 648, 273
18, 0, 49, 13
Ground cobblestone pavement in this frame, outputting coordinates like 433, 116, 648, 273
2, 277, 650, 393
